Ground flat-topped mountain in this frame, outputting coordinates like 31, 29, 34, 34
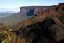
0, 3, 64, 26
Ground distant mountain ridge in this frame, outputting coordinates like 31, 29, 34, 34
0, 12, 13, 18
0, 12, 32, 26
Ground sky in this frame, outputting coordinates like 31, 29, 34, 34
0, 0, 64, 12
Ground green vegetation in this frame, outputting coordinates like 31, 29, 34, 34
0, 31, 14, 43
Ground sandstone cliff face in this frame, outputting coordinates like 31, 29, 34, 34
20, 6, 49, 15
13, 3, 64, 43
20, 3, 64, 16
16, 3, 64, 29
